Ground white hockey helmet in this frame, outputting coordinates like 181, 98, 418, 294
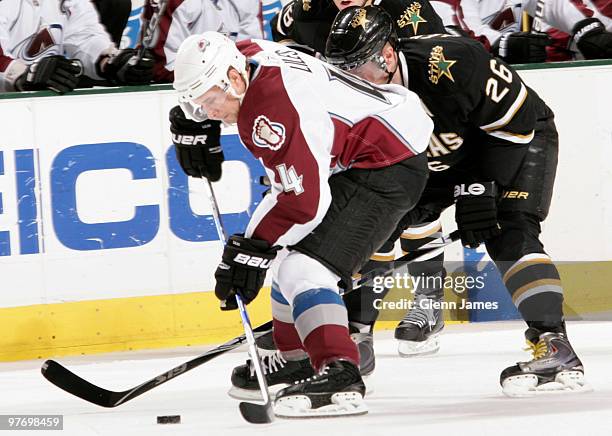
173, 32, 247, 104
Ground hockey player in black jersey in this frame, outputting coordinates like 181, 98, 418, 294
271, 0, 446, 56
324, 5, 589, 396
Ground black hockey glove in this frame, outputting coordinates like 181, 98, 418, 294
15, 55, 83, 94
454, 182, 501, 248
214, 235, 280, 310
169, 105, 224, 181
572, 18, 612, 60
101, 48, 154, 85
494, 32, 551, 64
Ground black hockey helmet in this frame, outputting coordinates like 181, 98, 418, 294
325, 5, 397, 71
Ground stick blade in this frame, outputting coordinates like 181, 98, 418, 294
41, 360, 119, 408
239, 401, 274, 424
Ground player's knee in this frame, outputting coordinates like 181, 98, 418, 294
487, 211, 545, 261
276, 251, 341, 305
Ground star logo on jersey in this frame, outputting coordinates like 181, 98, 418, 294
397, 2, 428, 34
252, 115, 286, 151
351, 8, 370, 30
428, 46, 456, 84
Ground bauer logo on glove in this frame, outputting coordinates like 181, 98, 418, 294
171, 133, 210, 146
169, 105, 224, 181
233, 253, 274, 269
214, 235, 280, 310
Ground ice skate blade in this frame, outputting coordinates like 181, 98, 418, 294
228, 384, 286, 401
230, 381, 374, 401
397, 334, 440, 357
502, 370, 593, 398
274, 392, 368, 418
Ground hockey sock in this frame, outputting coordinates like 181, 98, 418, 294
272, 283, 306, 354
500, 253, 564, 326
401, 221, 445, 299
293, 288, 359, 370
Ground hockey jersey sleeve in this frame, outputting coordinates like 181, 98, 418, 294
235, 0, 264, 41
271, 0, 295, 41
378, 0, 447, 37
0, 11, 24, 91
62, 0, 115, 80
443, 0, 502, 47
142, 0, 264, 83
464, 44, 543, 184
238, 66, 333, 248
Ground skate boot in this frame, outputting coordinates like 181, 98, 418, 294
274, 359, 367, 418
500, 327, 591, 397
394, 293, 444, 357
349, 322, 375, 376
228, 350, 315, 400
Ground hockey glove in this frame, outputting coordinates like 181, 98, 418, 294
454, 182, 501, 248
572, 18, 612, 60
214, 235, 280, 310
15, 55, 83, 94
169, 105, 224, 181
495, 32, 550, 64
101, 48, 154, 85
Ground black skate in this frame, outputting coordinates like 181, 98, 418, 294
228, 350, 315, 400
394, 293, 444, 357
274, 359, 367, 418
349, 323, 375, 376
500, 328, 591, 397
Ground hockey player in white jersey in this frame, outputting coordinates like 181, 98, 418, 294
431, 0, 612, 61
0, 0, 153, 94
140, 0, 264, 83
169, 32, 433, 417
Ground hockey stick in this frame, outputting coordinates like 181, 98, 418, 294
135, 0, 168, 61
41, 320, 272, 408
40, 229, 458, 408
532, 0, 546, 33
204, 179, 274, 424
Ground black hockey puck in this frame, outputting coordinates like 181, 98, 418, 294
156, 415, 181, 424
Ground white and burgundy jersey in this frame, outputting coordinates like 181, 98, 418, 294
431, 0, 607, 48
235, 39, 433, 247
141, 0, 264, 82
584, 0, 612, 29
0, 0, 114, 91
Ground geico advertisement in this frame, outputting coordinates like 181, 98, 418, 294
0, 91, 266, 307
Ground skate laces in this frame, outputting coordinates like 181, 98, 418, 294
292, 365, 330, 385
250, 351, 287, 377
401, 295, 437, 328
524, 339, 548, 360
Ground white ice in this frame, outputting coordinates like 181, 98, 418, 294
1, 321, 611, 436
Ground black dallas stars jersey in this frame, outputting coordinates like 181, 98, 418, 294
398, 34, 550, 185
272, 0, 446, 55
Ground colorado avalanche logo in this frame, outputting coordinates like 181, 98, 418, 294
252, 115, 286, 151
16, 25, 63, 62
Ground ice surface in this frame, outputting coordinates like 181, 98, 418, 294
1, 321, 611, 435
